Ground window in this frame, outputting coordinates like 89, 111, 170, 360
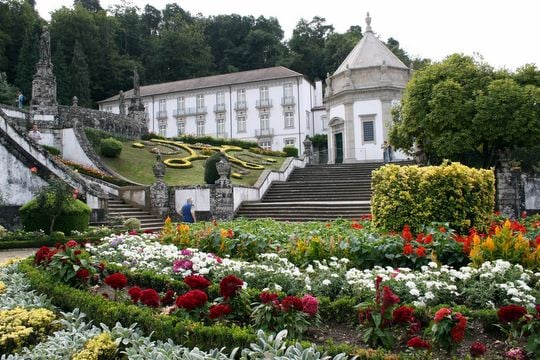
216, 91, 225, 105
259, 140, 272, 150
197, 120, 205, 136
237, 115, 246, 133
216, 118, 226, 137
177, 97, 185, 110
321, 115, 328, 130
260, 86, 269, 101
362, 120, 375, 143
284, 111, 294, 128
283, 83, 293, 98
284, 138, 295, 147
196, 94, 204, 108
158, 120, 167, 137
177, 120, 185, 136
237, 89, 246, 103
159, 99, 166, 112
260, 113, 269, 130
104, 105, 112, 112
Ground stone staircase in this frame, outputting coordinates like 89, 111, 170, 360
107, 197, 164, 232
235, 162, 405, 221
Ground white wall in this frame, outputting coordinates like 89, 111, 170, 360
175, 188, 211, 213
61, 128, 96, 167
353, 99, 382, 161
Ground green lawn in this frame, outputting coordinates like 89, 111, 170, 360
100, 141, 286, 186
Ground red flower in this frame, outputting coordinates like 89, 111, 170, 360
30, 166, 38, 173
219, 275, 244, 299
76, 268, 89, 279
227, 229, 234, 238
128, 230, 138, 235
34, 246, 51, 265
393, 305, 415, 324
403, 243, 413, 255
497, 304, 528, 323
209, 304, 232, 319
184, 275, 211, 290
104, 273, 128, 290
434, 308, 452, 322
351, 222, 363, 230
140, 288, 160, 307
176, 289, 208, 310
415, 246, 426, 257
281, 296, 303, 312
128, 286, 143, 303
407, 336, 430, 349
450, 326, 465, 342
402, 225, 413, 241
301, 295, 319, 316
439, 226, 447, 233
521, 211, 527, 218
382, 286, 400, 308
470, 342, 487, 357
161, 290, 176, 306
72, 189, 79, 200
423, 234, 433, 244
66, 240, 78, 248
259, 291, 279, 304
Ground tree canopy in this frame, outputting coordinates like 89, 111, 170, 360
389, 54, 540, 170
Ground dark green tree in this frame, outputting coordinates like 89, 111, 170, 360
0, 72, 17, 105
69, 41, 91, 107
286, 16, 334, 81
386, 37, 411, 66
73, 0, 102, 12
35, 177, 74, 234
52, 41, 71, 105
389, 54, 540, 169
141, 4, 161, 36
324, 25, 362, 76
15, 26, 40, 99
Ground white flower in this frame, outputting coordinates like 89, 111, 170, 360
322, 279, 331, 286
409, 288, 420, 297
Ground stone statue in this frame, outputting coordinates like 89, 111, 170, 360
380, 60, 389, 81
344, 64, 353, 89
39, 26, 51, 64
324, 72, 333, 97
118, 90, 125, 115
133, 68, 140, 99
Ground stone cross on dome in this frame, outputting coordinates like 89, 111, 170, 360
365, 12, 372, 33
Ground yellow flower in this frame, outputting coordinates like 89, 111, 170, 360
483, 237, 495, 252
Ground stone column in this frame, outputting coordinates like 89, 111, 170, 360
210, 157, 234, 220
343, 101, 356, 163
496, 159, 523, 219
149, 153, 169, 217
380, 98, 393, 141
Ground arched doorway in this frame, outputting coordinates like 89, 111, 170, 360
328, 117, 344, 164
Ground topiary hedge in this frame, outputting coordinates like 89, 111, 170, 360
371, 161, 495, 233
19, 197, 91, 235
100, 137, 123, 158
283, 146, 298, 157
204, 152, 225, 184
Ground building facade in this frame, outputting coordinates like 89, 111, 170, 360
98, 67, 325, 154
324, 13, 412, 163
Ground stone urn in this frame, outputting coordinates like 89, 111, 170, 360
215, 157, 231, 187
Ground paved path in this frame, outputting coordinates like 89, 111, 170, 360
0, 248, 38, 263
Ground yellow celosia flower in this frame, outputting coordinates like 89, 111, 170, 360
483, 237, 495, 252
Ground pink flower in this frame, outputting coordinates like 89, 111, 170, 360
173, 259, 193, 272
434, 308, 452, 322
301, 295, 319, 316
470, 342, 487, 357
66, 240, 79, 248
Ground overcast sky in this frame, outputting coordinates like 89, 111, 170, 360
35, 0, 539, 71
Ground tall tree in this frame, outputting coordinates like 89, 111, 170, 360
15, 26, 40, 98
69, 41, 91, 107
324, 25, 362, 76
52, 41, 71, 105
286, 16, 334, 81
73, 0, 102, 13
389, 54, 540, 169
141, 4, 161, 36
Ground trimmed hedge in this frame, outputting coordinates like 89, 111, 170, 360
371, 161, 495, 233
100, 138, 123, 158
204, 152, 225, 184
84, 128, 125, 149
283, 146, 298, 157
19, 198, 91, 235
41, 145, 61, 155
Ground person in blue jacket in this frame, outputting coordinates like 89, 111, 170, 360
181, 197, 196, 223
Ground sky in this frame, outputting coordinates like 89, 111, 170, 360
35, 0, 539, 71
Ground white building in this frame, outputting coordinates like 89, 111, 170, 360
324, 13, 412, 163
98, 66, 325, 154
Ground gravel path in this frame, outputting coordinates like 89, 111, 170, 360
0, 248, 37, 263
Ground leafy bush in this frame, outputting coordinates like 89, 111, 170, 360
42, 145, 61, 155
283, 146, 299, 157
19, 180, 91, 235
123, 218, 141, 231
84, 128, 125, 149
100, 137, 123, 158
310, 134, 328, 149
204, 152, 225, 184
371, 161, 495, 233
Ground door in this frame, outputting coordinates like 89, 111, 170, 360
334, 133, 343, 164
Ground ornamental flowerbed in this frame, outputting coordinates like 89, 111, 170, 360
4, 214, 540, 358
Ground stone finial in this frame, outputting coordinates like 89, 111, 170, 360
39, 26, 51, 65
365, 12, 372, 33
72, 96, 78, 107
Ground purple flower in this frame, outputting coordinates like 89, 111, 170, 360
180, 249, 193, 256
173, 259, 193, 273
111, 236, 124, 246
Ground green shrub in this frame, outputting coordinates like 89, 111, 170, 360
204, 152, 226, 184
371, 161, 495, 233
42, 145, 61, 155
283, 146, 298, 157
100, 138, 123, 158
19, 197, 91, 235
123, 217, 141, 231
173, 134, 258, 149
84, 128, 125, 149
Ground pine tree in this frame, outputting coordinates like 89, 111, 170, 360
15, 27, 40, 100
69, 41, 91, 107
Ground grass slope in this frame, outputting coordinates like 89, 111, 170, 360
100, 141, 286, 186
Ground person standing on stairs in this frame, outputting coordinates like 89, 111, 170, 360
181, 197, 196, 223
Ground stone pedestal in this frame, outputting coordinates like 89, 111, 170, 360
149, 155, 169, 217
496, 160, 523, 219
210, 186, 234, 220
